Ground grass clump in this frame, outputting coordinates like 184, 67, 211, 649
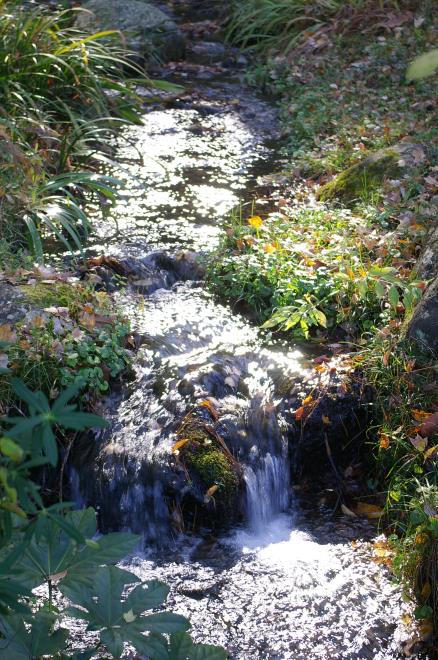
0, 0, 160, 262
0, 282, 131, 408
209, 206, 423, 339
362, 335, 438, 629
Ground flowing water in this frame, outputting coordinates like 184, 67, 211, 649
69, 15, 418, 658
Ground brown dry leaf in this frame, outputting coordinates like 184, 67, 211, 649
172, 438, 189, 453
79, 312, 96, 332
421, 580, 432, 600
419, 412, 438, 438
0, 324, 16, 343
410, 434, 428, 452
32, 316, 46, 329
356, 502, 383, 519
341, 504, 357, 518
44, 306, 69, 317
322, 415, 331, 425
205, 484, 219, 498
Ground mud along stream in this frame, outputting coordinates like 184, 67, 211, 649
68, 12, 414, 659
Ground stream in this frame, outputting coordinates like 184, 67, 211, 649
69, 5, 416, 658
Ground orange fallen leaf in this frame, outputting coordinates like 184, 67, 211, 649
412, 409, 433, 422
200, 399, 219, 421
295, 406, 305, 421
379, 432, 390, 449
172, 438, 189, 453
205, 484, 219, 498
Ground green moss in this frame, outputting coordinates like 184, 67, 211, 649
317, 150, 400, 205
19, 281, 91, 310
189, 449, 238, 503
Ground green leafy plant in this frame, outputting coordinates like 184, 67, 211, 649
0, 379, 227, 658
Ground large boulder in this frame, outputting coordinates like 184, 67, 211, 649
407, 276, 438, 354
75, 0, 185, 62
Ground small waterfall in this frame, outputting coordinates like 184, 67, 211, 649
244, 450, 290, 531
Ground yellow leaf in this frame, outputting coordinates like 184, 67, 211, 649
264, 243, 277, 253
303, 395, 313, 406
410, 434, 428, 452
172, 438, 189, 453
248, 215, 263, 229
356, 502, 383, 519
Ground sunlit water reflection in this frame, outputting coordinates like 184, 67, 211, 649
70, 64, 416, 657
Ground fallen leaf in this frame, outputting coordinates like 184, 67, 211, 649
172, 438, 189, 453
294, 406, 305, 421
322, 415, 331, 425
199, 399, 219, 421
424, 445, 438, 462
0, 324, 16, 343
420, 412, 438, 438
341, 504, 357, 518
379, 432, 390, 449
410, 434, 428, 452
356, 502, 383, 519
412, 409, 433, 422
206, 484, 219, 498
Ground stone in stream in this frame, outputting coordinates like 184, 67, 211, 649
75, 0, 186, 62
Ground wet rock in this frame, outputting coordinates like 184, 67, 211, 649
75, 0, 186, 62
317, 142, 426, 204
187, 41, 228, 65
286, 378, 373, 476
0, 283, 29, 324
407, 275, 438, 354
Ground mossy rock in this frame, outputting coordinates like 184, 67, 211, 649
317, 143, 426, 205
317, 150, 400, 205
189, 448, 239, 506
18, 281, 91, 310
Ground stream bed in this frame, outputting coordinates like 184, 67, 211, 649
70, 12, 417, 658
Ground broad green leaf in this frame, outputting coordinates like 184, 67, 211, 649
388, 285, 400, 309
190, 644, 228, 660
375, 280, 385, 299
125, 580, 169, 613
100, 628, 124, 658
139, 613, 190, 634
56, 411, 108, 430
